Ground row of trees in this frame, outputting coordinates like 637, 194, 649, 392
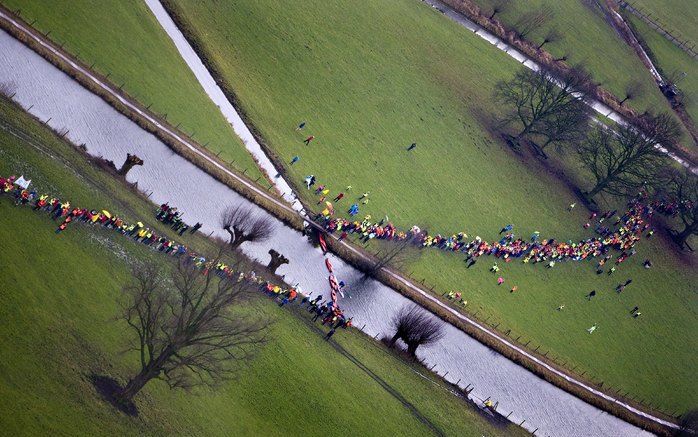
494, 67, 697, 249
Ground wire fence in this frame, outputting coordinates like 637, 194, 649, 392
616, 1, 698, 60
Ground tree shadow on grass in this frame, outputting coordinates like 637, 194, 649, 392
90, 374, 138, 417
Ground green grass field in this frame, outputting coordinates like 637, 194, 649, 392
625, 0, 697, 46
161, 0, 698, 413
0, 96, 528, 436
626, 14, 698, 123
468, 0, 692, 146
0, 0, 264, 181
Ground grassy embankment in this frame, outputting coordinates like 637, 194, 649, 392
0, 95, 526, 436
160, 0, 698, 414
0, 0, 264, 181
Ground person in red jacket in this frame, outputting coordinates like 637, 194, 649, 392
303, 135, 315, 145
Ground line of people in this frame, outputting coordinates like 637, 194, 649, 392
2, 173, 348, 338
155, 202, 202, 235
306, 183, 673, 271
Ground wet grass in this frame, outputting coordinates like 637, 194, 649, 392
0, 0, 264, 181
161, 0, 697, 413
0, 96, 527, 436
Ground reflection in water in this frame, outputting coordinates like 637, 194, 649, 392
0, 29, 648, 437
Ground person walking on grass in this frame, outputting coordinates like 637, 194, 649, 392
296, 121, 306, 131
333, 192, 344, 202
587, 290, 596, 300
407, 142, 416, 151
587, 324, 597, 334
290, 156, 300, 165
303, 135, 315, 145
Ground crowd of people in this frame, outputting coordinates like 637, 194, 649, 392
6, 162, 685, 340
303, 175, 678, 271
1, 174, 349, 339
290, 122, 684, 283
289, 172, 685, 329
155, 202, 202, 235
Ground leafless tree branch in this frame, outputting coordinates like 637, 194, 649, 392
577, 112, 678, 199
220, 205, 274, 250
115, 256, 269, 402
387, 305, 445, 358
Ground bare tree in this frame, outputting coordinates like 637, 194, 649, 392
578, 113, 679, 199
117, 153, 144, 177
534, 95, 591, 157
619, 81, 644, 106
494, 66, 592, 149
537, 28, 562, 50
487, 0, 510, 19
667, 168, 698, 249
115, 259, 269, 403
220, 205, 274, 250
388, 305, 445, 358
512, 8, 553, 39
